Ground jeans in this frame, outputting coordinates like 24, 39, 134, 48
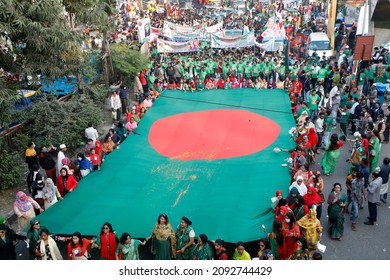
310, 109, 318, 121
350, 200, 359, 224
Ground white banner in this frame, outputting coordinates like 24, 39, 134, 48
137, 18, 151, 43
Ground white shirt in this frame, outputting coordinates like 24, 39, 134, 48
315, 118, 324, 133
85, 127, 99, 143
57, 151, 65, 175
111, 94, 121, 110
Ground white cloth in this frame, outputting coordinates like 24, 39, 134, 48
380, 182, 389, 195
289, 178, 308, 196
39, 236, 63, 260
57, 151, 65, 175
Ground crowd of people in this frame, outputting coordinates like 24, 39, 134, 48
2, 0, 390, 260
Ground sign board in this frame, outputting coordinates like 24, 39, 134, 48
353, 35, 375, 61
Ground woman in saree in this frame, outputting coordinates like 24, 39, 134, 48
282, 212, 301, 259
289, 236, 310, 260
327, 183, 347, 241
268, 219, 287, 260
116, 232, 146, 260
321, 133, 343, 175
294, 195, 309, 221
193, 234, 213, 260
368, 130, 381, 172
94, 222, 118, 260
293, 164, 312, 188
175, 216, 195, 260
303, 187, 324, 220
146, 214, 176, 260
297, 206, 322, 251
286, 187, 300, 210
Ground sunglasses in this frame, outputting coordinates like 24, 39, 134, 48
103, 227, 110, 230
0, 230, 5, 234
35, 222, 40, 225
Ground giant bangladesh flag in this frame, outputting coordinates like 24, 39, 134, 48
36, 89, 296, 243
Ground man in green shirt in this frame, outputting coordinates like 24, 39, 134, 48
338, 105, 351, 141
307, 89, 320, 120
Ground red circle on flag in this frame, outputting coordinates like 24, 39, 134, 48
148, 109, 280, 160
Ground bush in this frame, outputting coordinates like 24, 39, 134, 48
22, 95, 102, 151
0, 148, 22, 190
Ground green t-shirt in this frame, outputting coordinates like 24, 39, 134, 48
252, 64, 261, 77
339, 111, 351, 124
317, 68, 328, 80
307, 94, 320, 110
357, 73, 366, 86
324, 117, 333, 132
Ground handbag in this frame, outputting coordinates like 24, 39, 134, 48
111, 110, 117, 120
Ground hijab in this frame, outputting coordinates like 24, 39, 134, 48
287, 187, 300, 205
14, 191, 33, 212
42, 178, 56, 202
303, 187, 323, 206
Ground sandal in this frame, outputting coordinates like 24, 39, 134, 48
351, 224, 357, 231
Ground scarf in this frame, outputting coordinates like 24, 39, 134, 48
121, 239, 136, 260
100, 232, 117, 260
287, 187, 300, 205
14, 191, 33, 212
94, 140, 103, 156
40, 236, 63, 260
152, 223, 177, 257
303, 187, 323, 207
42, 178, 56, 202
297, 208, 321, 230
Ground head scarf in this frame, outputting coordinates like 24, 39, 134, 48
296, 176, 304, 185
14, 191, 33, 212
276, 190, 282, 197
62, 157, 72, 166
303, 187, 323, 206
297, 208, 321, 230
287, 187, 300, 205
42, 178, 56, 202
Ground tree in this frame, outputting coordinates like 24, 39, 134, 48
110, 43, 148, 85
0, 0, 83, 79
22, 96, 102, 151
0, 79, 18, 130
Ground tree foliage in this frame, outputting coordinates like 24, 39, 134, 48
0, 79, 18, 129
22, 96, 102, 150
0, 0, 83, 79
110, 43, 148, 85
0, 146, 22, 190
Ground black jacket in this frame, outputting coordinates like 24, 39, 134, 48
0, 227, 26, 260
39, 152, 56, 170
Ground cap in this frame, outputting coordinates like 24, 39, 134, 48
372, 83, 377, 86
59, 144, 66, 149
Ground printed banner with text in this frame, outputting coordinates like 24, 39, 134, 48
157, 38, 200, 53
211, 32, 256, 49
